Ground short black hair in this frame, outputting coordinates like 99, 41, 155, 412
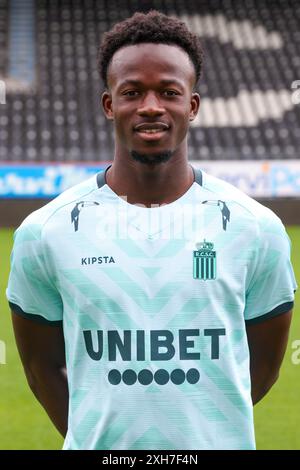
98, 10, 204, 88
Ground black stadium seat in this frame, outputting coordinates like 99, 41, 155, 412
0, 0, 299, 162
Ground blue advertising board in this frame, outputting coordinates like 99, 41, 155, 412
0, 164, 106, 198
0, 161, 299, 198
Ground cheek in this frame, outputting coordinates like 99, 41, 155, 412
113, 113, 134, 143
173, 112, 191, 137
113, 107, 133, 128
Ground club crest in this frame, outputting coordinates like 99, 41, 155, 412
193, 240, 216, 280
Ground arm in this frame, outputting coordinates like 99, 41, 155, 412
246, 309, 292, 405
11, 311, 68, 437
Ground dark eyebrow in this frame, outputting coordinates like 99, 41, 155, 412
118, 79, 184, 89
160, 79, 184, 88
117, 80, 141, 89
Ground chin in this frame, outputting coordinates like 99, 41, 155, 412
131, 149, 174, 165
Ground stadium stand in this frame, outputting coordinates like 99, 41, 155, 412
0, 0, 300, 163
8, 0, 36, 85
0, 0, 8, 77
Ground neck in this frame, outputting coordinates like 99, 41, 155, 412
105, 149, 194, 207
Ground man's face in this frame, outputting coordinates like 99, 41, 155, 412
102, 43, 200, 163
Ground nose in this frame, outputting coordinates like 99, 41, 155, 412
137, 92, 165, 117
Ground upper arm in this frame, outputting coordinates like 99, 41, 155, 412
246, 309, 292, 373
244, 214, 297, 323
6, 221, 63, 323
11, 310, 65, 372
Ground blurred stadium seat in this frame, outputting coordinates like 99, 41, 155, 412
0, 0, 300, 162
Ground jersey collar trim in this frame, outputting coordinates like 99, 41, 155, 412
97, 165, 202, 189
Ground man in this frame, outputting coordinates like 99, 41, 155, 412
7, 11, 297, 450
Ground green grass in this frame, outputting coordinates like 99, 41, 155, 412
254, 226, 300, 450
0, 229, 63, 449
0, 226, 299, 450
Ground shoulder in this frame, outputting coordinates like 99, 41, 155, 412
15, 174, 99, 239
201, 170, 284, 230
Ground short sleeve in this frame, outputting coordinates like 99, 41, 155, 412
244, 213, 297, 323
6, 220, 63, 323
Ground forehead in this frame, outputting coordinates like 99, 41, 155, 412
107, 43, 195, 88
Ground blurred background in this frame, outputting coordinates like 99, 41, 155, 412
0, 0, 299, 449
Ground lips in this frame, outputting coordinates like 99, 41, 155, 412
134, 122, 170, 133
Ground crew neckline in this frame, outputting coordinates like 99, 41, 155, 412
97, 164, 202, 211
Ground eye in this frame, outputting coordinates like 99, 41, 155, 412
123, 90, 139, 97
163, 90, 180, 97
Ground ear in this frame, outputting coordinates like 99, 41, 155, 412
102, 91, 114, 120
189, 93, 200, 121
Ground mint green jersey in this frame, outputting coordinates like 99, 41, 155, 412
7, 167, 297, 450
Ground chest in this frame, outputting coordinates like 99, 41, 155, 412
45, 206, 256, 326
